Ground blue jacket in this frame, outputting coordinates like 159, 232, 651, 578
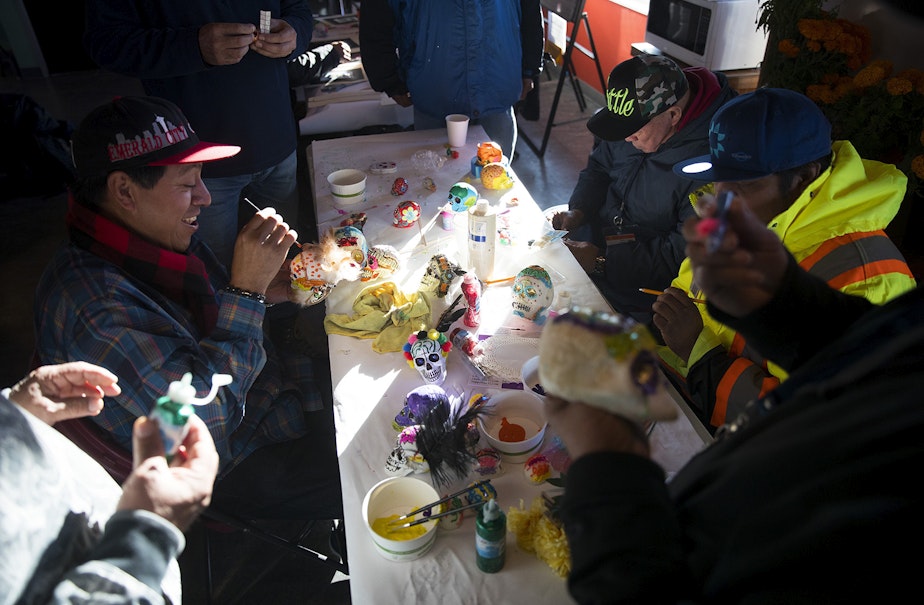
360, 0, 543, 120
82, 0, 313, 179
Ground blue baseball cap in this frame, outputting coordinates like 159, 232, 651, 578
673, 88, 832, 182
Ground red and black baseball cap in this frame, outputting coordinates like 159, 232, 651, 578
71, 96, 240, 178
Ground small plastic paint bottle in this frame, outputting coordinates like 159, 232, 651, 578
450, 327, 484, 358
475, 498, 506, 573
461, 272, 481, 328
149, 372, 231, 460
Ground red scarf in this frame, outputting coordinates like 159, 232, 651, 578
66, 193, 218, 335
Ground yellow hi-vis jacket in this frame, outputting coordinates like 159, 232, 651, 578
660, 141, 917, 431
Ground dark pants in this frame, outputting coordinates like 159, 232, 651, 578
210, 405, 343, 521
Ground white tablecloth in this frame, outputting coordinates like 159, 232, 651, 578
308, 127, 709, 603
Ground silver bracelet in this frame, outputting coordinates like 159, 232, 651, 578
221, 285, 267, 305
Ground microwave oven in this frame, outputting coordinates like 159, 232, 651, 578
644, 0, 769, 72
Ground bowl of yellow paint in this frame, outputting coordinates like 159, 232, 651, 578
477, 390, 548, 462
362, 476, 441, 561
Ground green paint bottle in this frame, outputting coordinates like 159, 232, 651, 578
150, 372, 232, 460
475, 498, 506, 573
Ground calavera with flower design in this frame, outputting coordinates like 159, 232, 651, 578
403, 329, 452, 385
393, 200, 421, 228
512, 264, 554, 324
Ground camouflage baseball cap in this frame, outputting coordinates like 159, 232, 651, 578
587, 55, 689, 141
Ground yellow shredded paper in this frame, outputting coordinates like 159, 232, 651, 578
507, 497, 571, 577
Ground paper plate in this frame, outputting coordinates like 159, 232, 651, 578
480, 335, 541, 383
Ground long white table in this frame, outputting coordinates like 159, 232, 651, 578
308, 127, 709, 603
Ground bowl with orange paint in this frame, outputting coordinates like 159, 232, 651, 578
477, 390, 547, 462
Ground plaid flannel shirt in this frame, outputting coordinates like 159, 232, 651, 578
33, 237, 322, 475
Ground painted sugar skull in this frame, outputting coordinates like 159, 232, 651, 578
333, 224, 368, 267
359, 244, 400, 282
288, 229, 362, 307
393, 384, 449, 431
384, 425, 429, 476
512, 265, 554, 324
419, 253, 463, 298
403, 329, 452, 385
448, 182, 478, 213
476, 141, 503, 166
393, 200, 421, 228
391, 177, 409, 196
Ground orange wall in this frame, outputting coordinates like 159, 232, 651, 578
562, 0, 648, 95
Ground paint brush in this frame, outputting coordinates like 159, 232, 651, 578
392, 480, 492, 522
242, 197, 303, 248
391, 500, 488, 528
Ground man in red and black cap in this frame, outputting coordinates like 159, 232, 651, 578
34, 96, 343, 524
552, 55, 736, 326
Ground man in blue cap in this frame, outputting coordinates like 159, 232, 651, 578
654, 87, 916, 433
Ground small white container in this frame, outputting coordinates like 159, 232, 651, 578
477, 391, 548, 462
327, 168, 367, 206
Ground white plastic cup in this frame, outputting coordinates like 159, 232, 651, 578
446, 114, 470, 148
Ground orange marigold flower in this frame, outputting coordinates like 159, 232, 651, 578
886, 77, 913, 96
797, 19, 825, 40
896, 69, 924, 88
778, 39, 801, 58
806, 40, 822, 52
854, 64, 888, 88
919, 131, 924, 147
869, 59, 894, 76
912, 155, 924, 180
806, 84, 836, 105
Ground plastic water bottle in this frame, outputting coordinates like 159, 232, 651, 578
467, 200, 496, 280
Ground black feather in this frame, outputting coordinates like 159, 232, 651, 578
435, 292, 465, 332
416, 395, 488, 488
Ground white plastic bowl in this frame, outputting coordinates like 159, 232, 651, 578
477, 390, 548, 461
362, 476, 440, 561
327, 168, 366, 206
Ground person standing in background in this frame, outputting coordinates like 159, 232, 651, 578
360, 0, 544, 159
83, 0, 314, 270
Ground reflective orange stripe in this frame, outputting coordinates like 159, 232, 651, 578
729, 333, 746, 357
758, 375, 780, 399
712, 358, 751, 427
799, 232, 880, 272
826, 259, 915, 290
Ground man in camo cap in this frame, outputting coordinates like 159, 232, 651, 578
552, 55, 737, 325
